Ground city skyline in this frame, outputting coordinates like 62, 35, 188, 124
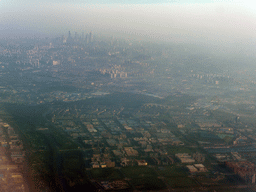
1, 0, 256, 45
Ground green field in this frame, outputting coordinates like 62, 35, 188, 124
166, 146, 196, 155
194, 175, 223, 186
25, 131, 48, 150
121, 166, 157, 178
165, 176, 199, 188
156, 165, 187, 177
130, 176, 166, 191
90, 168, 123, 180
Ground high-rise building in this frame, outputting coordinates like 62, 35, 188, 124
67, 31, 73, 43
86, 34, 89, 44
75, 32, 78, 40
89, 31, 93, 43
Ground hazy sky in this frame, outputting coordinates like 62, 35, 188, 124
1, 0, 256, 44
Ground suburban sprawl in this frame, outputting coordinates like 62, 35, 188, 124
0, 32, 256, 191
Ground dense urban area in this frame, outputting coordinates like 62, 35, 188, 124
1, 31, 256, 192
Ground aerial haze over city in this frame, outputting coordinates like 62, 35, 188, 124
1, 0, 256, 191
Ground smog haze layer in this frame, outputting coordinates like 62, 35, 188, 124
1, 0, 256, 45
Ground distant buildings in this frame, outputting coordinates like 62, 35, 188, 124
0, 121, 26, 191
98, 180, 130, 191
175, 153, 195, 164
225, 161, 256, 183
90, 153, 115, 168
52, 60, 60, 66
137, 160, 147, 166
124, 147, 138, 156
193, 152, 205, 163
186, 164, 207, 173
66, 30, 93, 44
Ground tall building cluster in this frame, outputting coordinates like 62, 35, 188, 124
65, 31, 93, 44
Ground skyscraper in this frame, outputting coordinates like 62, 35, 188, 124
89, 31, 93, 43
67, 31, 73, 44
86, 34, 88, 44
82, 32, 85, 40
75, 32, 78, 41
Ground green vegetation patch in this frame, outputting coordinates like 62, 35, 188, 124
157, 165, 187, 177
25, 131, 48, 150
165, 176, 199, 188
210, 110, 236, 127
62, 158, 82, 171
218, 134, 234, 144
28, 151, 54, 182
75, 92, 161, 109
194, 175, 222, 186
61, 150, 85, 177
166, 146, 195, 155
46, 130, 79, 150
3, 103, 49, 128
90, 168, 123, 181
121, 166, 157, 178
28, 151, 52, 165
130, 176, 166, 191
